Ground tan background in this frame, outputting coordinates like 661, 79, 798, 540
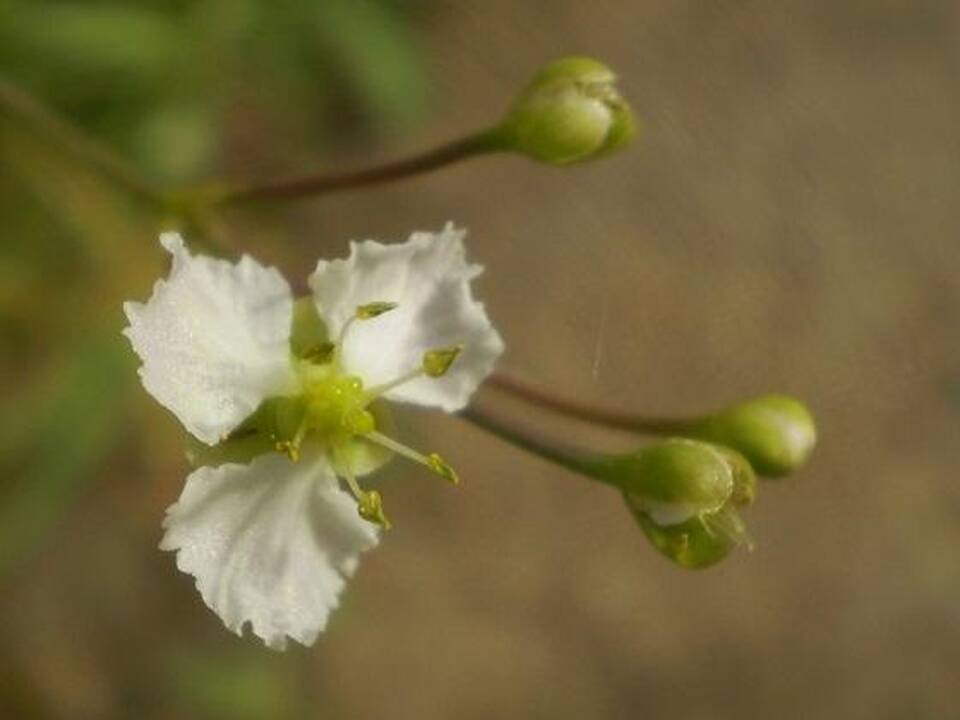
2, 1, 959, 718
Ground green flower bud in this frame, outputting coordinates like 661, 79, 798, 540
587, 439, 755, 569
689, 395, 817, 478
597, 439, 735, 525
498, 56, 635, 165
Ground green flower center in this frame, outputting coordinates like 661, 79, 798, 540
189, 296, 471, 530
299, 365, 375, 440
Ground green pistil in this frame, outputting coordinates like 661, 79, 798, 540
279, 299, 467, 529
302, 371, 370, 438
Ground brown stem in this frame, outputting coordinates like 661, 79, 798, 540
219, 129, 506, 206
488, 371, 695, 436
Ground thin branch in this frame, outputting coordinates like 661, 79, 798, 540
460, 403, 610, 483
218, 129, 505, 205
488, 371, 694, 436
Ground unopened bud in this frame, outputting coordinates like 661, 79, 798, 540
498, 57, 635, 165
597, 439, 734, 526
587, 439, 755, 569
690, 395, 816, 478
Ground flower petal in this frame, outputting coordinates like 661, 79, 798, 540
309, 224, 504, 411
160, 451, 379, 650
124, 233, 296, 444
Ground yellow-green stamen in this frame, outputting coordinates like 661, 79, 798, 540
355, 301, 398, 320
364, 368, 423, 399
364, 345, 465, 399
334, 301, 399, 366
281, 298, 465, 523
366, 430, 460, 485
422, 345, 463, 377
336, 448, 391, 529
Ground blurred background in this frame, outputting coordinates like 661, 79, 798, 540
2, 1, 959, 718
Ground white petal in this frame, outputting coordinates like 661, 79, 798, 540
124, 233, 297, 444
160, 451, 379, 650
309, 224, 504, 411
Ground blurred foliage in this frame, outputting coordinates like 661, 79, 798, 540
0, 0, 429, 182
0, 330, 131, 576
0, 96, 146, 587
166, 650, 296, 719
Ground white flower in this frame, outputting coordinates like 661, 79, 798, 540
124, 225, 503, 649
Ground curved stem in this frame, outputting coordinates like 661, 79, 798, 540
488, 371, 696, 436
461, 405, 614, 486
0, 78, 162, 207
218, 128, 507, 206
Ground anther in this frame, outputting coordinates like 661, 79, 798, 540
357, 489, 391, 530
275, 416, 310, 462
335, 301, 400, 365
364, 344, 467, 400
355, 301, 398, 320
365, 430, 461, 486
275, 440, 300, 462
426, 453, 460, 485
337, 449, 391, 530
422, 345, 463, 377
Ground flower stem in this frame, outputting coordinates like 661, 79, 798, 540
488, 371, 695, 436
461, 405, 613, 485
0, 78, 163, 208
217, 128, 508, 206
